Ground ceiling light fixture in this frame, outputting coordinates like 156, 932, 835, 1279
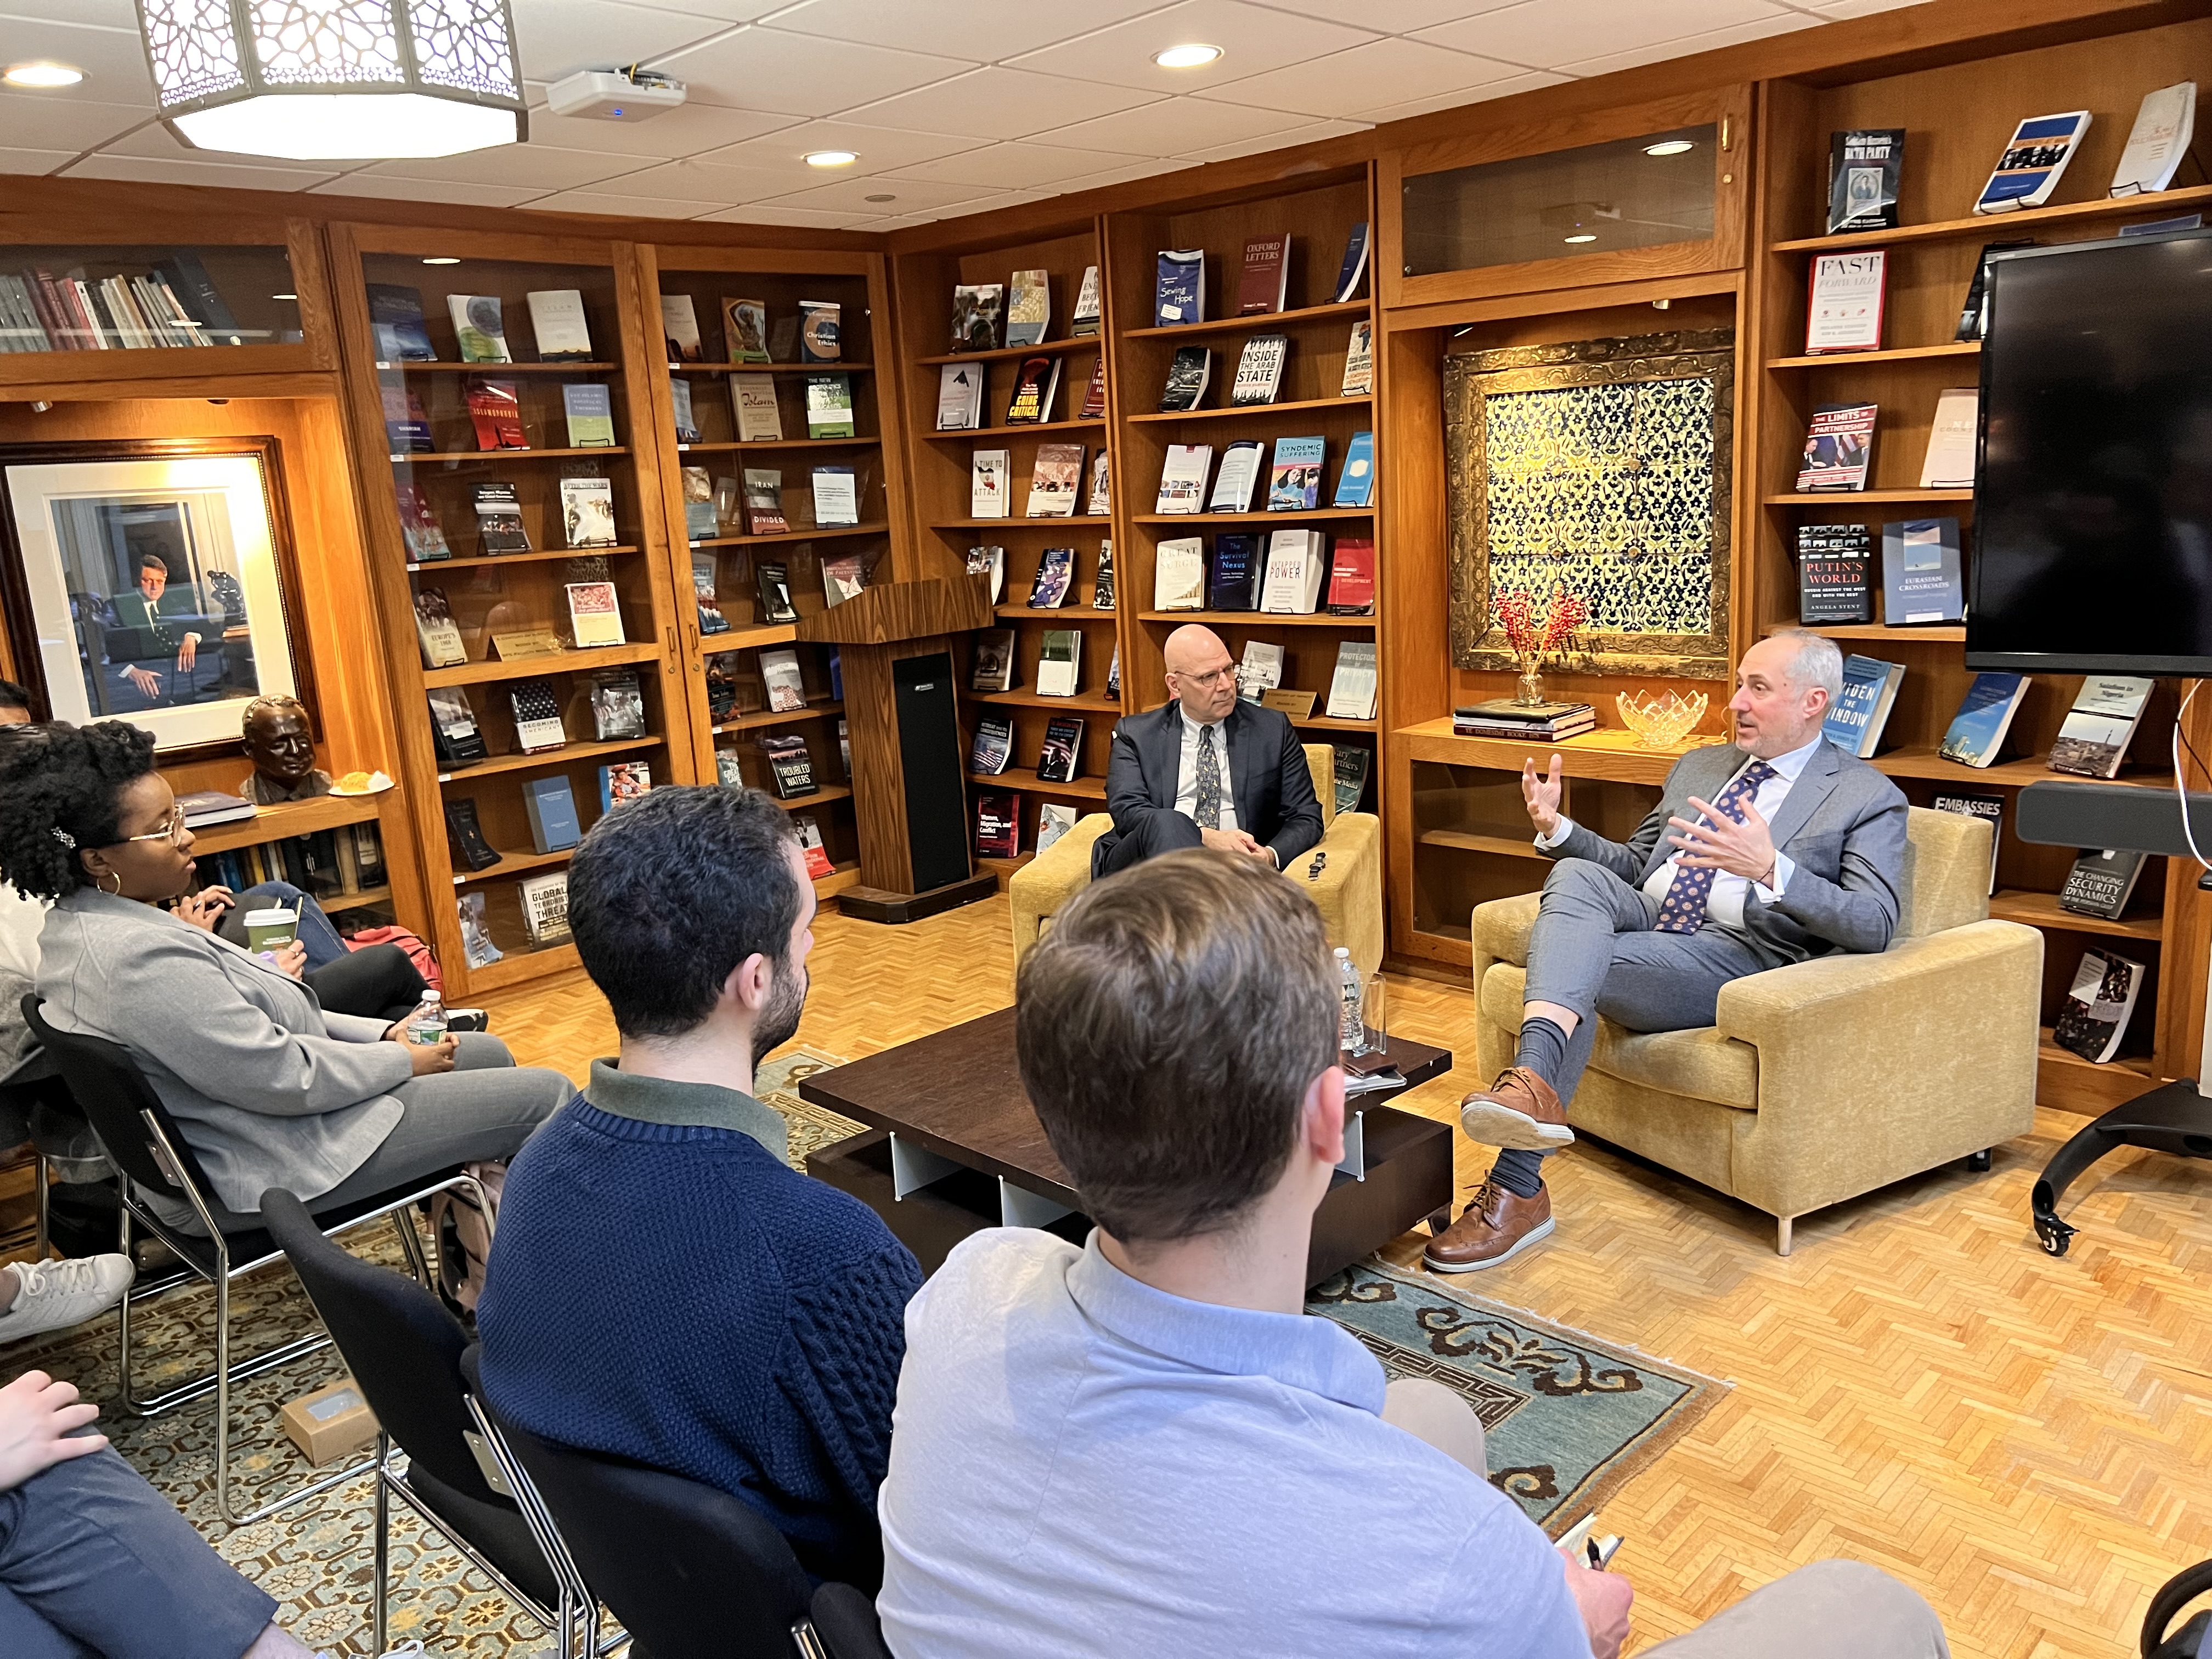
864, 193, 896, 202
805, 150, 858, 167
3, 61, 84, 88
1643, 139, 1695, 157
1564, 233, 1598, 244
132, 0, 526, 160
1154, 43, 1222, 69
423, 257, 461, 266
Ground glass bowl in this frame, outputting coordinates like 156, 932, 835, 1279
1615, 688, 1707, 748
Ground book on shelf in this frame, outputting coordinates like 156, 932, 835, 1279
1029, 545, 1076, 608
1005, 355, 1062, 425
1237, 640, 1284, 703
156, 253, 243, 342
680, 466, 718, 541
793, 814, 835, 881
967, 544, 1006, 605
798, 300, 840, 364
456, 891, 501, 966
471, 483, 531, 554
1156, 445, 1213, 514
719, 296, 770, 364
1035, 802, 1079, 855
1154, 538, 1207, 611
1939, 671, 2030, 767
970, 628, 1017, 692
588, 671, 646, 740
174, 790, 256, 831
526, 289, 592, 362
2112, 82, 2195, 195
1025, 444, 1083, 518
805, 373, 854, 438
1259, 529, 1327, 614
761, 733, 817, 798
1342, 320, 1374, 397
560, 477, 617, 549
951, 284, 1005, 352
427, 688, 487, 768
1267, 437, 1325, 511
413, 586, 468, 668
1159, 345, 1212, 412
2060, 848, 2149, 918
1037, 716, 1086, 782
1036, 629, 1082, 697
669, 376, 700, 443
466, 380, 526, 451
1093, 540, 1114, 608
447, 295, 510, 363
971, 713, 1014, 775
2048, 674, 2154, 778
566, 580, 625, 648
1805, 251, 1886, 354
1797, 523, 1873, 623
975, 792, 1020, 859
1880, 517, 1965, 624
1821, 654, 1905, 758
523, 776, 582, 855
598, 759, 653, 812
1005, 270, 1051, 347
936, 363, 984, 431
1976, 111, 2093, 213
1106, 643, 1120, 700
396, 483, 450, 563
704, 662, 745, 723
1209, 439, 1265, 513
560, 383, 616, 448
743, 467, 788, 535
695, 555, 731, 635
1327, 641, 1378, 720
1453, 699, 1596, 740
443, 799, 500, 871
718, 748, 751, 789
1930, 792, 2004, 894
972, 449, 1011, 518
822, 550, 865, 607
2053, 948, 2146, 1064
1326, 535, 1375, 615
1333, 432, 1376, 509
1796, 403, 1876, 492
367, 283, 436, 361
1086, 450, 1111, 516
1238, 235, 1289, 315
1231, 334, 1288, 405
1827, 128, 1905, 234
756, 562, 799, 626
1208, 534, 1260, 611
382, 383, 433, 452
1155, 249, 1205, 326
1918, 390, 1978, 489
1079, 357, 1107, 420
1333, 746, 1372, 816
661, 295, 704, 362
812, 464, 860, 527
1955, 240, 2038, 340
731, 373, 783, 441
519, 871, 573, 946
1334, 223, 1370, 303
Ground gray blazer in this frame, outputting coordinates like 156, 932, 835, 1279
37, 888, 411, 1212
1547, 738, 1908, 970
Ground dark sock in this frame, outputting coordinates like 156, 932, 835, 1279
1490, 1148, 1546, 1199
1513, 1015, 1571, 1087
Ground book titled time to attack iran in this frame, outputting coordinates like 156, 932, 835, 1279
525, 289, 592, 362
1026, 444, 1084, 518
1797, 523, 1872, 624
560, 477, 617, 549
1155, 249, 1205, 326
1159, 345, 1212, 412
1820, 654, 1904, 758
1005, 270, 1051, 347
1976, 111, 2092, 213
951, 284, 1003, 352
1827, 129, 1904, 234
1930, 793, 2004, 894
566, 581, 625, 648
971, 449, 1011, 518
1037, 716, 1086, 783
2047, 674, 2154, 778
1267, 437, 1325, 511
2060, 848, 2149, 919
447, 294, 510, 363
1238, 235, 1289, 315
1231, 334, 1288, 405
2053, 949, 2146, 1064
466, 379, 527, 450
2111, 82, 2195, 195
561, 383, 616, 448
975, 792, 1020, 860
1880, 517, 1963, 624
1938, 671, 2030, 767
1805, 250, 1886, 354
1796, 402, 1876, 491
971, 713, 1014, 776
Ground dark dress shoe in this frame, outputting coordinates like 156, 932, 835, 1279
1424, 1180, 1554, 1273
1458, 1065, 1573, 1151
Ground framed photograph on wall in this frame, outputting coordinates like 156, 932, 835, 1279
0, 438, 314, 758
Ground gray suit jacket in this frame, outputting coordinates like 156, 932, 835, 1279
1547, 738, 1908, 970
37, 889, 411, 1212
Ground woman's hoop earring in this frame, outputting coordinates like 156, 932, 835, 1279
101, 871, 121, 896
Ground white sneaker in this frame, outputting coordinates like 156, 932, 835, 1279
0, 1254, 135, 1340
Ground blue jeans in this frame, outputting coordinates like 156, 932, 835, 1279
214, 881, 347, 971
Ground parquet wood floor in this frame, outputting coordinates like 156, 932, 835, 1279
484, 894, 2212, 1659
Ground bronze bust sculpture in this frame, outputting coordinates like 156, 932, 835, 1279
238, 695, 332, 804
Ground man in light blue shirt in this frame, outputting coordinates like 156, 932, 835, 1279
875, 849, 1945, 1659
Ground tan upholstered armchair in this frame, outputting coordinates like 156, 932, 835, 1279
1469, 806, 2042, 1254
1010, 744, 1383, 976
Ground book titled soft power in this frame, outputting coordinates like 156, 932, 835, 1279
1938, 672, 2030, 767
1821, 655, 1904, 758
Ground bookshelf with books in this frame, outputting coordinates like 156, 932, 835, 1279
329, 223, 692, 994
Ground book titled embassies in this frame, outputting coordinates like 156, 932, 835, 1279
1931, 793, 2004, 894
1796, 403, 1876, 492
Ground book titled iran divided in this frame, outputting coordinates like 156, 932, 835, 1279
1931, 792, 2004, 894
1977, 111, 2092, 213
2047, 674, 2154, 778
2053, 949, 2146, 1064
1880, 518, 1964, 624
1938, 671, 2030, 767
2060, 848, 2149, 919
1821, 654, 1904, 758
1827, 129, 1904, 234
975, 792, 1020, 860
1796, 523, 1872, 623
566, 582, 625, 648
742, 468, 787, 535
1796, 402, 1876, 491
466, 380, 527, 450
1155, 250, 1205, 326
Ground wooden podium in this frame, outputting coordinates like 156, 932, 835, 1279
796, 577, 998, 922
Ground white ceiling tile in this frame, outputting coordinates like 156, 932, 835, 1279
603, 156, 825, 201
1006, 1, 1378, 95
1183, 116, 1370, 166
1244, 0, 1524, 27
757, 0, 1169, 61
522, 189, 721, 217
1554, 10, 1811, 77
0, 91, 151, 154
646, 25, 977, 117
1049, 156, 1200, 192
698, 119, 980, 172
61, 153, 337, 191
1196, 36, 1527, 120
695, 202, 886, 228
0, 0, 140, 24
521, 101, 801, 158
880, 141, 1138, 191
838, 66, 1162, 142
510, 2, 738, 85
1414, 0, 1790, 68
306, 174, 546, 208
0, 144, 72, 174
0, 18, 158, 103
360, 142, 649, 189
1353, 67, 1570, 123
1047, 97, 1311, 158
1801, 0, 1927, 15
753, 173, 989, 214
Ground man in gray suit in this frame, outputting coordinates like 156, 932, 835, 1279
1427, 629, 1908, 1272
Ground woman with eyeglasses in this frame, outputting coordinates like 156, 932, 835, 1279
0, 720, 571, 1234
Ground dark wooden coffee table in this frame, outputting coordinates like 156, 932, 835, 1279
800, 1006, 1454, 1284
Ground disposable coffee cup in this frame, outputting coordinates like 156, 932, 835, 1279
244, 907, 298, 953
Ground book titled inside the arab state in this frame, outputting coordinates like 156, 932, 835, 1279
2053, 949, 2145, 1064
1930, 792, 2003, 894
971, 714, 1014, 776
1821, 655, 1904, 758
2059, 848, 2148, 919
1231, 334, 1288, 405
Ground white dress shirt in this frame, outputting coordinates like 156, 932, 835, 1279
1536, 735, 1824, 930
1172, 708, 1239, 833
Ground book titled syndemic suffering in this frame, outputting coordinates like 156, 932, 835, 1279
2048, 675, 2154, 779
2060, 849, 2148, 919
1267, 437, 1325, 511
1821, 654, 1904, 758
1880, 517, 1964, 624
1155, 249, 1205, 326
1237, 236, 1289, 315
1976, 111, 2093, 213
1938, 672, 2030, 768
1931, 792, 2004, 895
1827, 129, 1904, 234
1797, 523, 1872, 623
1796, 403, 1876, 492
2053, 949, 2146, 1064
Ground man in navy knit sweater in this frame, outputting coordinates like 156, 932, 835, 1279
477, 787, 922, 1589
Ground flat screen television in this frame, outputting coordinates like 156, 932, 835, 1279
1968, 226, 2212, 675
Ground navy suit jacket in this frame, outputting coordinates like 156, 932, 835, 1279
1094, 699, 1324, 877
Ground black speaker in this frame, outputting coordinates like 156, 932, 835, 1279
2016, 779, 2212, 856
893, 650, 971, 893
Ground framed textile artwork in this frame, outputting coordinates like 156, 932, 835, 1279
1444, 329, 1735, 681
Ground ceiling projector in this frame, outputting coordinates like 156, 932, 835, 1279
546, 66, 687, 123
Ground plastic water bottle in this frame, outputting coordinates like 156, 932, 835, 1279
1336, 947, 1365, 1053
404, 992, 448, 1046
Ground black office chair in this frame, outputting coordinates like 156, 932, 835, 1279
473, 1362, 892, 1659
22, 995, 488, 1523
261, 1189, 617, 1659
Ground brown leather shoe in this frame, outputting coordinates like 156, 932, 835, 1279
1424, 1180, 1555, 1273
1458, 1065, 1573, 1151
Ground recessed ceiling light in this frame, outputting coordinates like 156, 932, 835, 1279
864, 193, 895, 203
1153, 43, 1222, 69
271, 292, 297, 301
805, 149, 858, 167
1564, 233, 1598, 244
1643, 139, 1695, 157
422, 256, 461, 265
3, 61, 84, 88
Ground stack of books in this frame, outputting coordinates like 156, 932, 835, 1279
1452, 699, 1598, 741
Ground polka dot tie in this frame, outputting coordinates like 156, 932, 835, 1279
1654, 760, 1776, 935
